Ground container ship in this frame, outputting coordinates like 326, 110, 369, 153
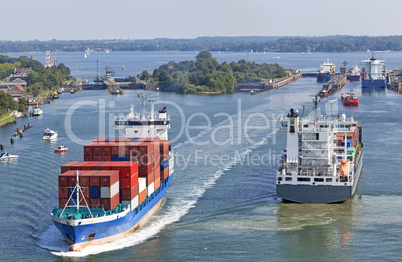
317, 59, 335, 82
349, 63, 361, 81
361, 53, 387, 88
276, 106, 363, 204
51, 96, 174, 252
341, 90, 359, 106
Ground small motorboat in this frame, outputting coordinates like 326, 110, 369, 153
0, 152, 19, 161
43, 128, 58, 141
341, 90, 359, 106
54, 146, 68, 153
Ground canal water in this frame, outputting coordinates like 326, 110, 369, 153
0, 51, 401, 261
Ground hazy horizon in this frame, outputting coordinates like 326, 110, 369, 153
2, 0, 402, 41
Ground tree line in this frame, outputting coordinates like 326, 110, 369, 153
140, 51, 289, 94
2, 36, 402, 52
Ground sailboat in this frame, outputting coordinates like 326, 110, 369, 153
84, 53, 87, 58
121, 62, 125, 70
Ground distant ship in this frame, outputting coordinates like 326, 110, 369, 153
349, 63, 361, 81
276, 105, 363, 203
317, 59, 335, 82
361, 53, 387, 88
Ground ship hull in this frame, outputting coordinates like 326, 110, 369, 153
52, 173, 173, 249
277, 152, 363, 204
317, 73, 333, 83
349, 75, 361, 81
362, 79, 386, 88
341, 98, 359, 106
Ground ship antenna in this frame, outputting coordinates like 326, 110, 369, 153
141, 92, 150, 118
76, 170, 80, 211
302, 104, 305, 119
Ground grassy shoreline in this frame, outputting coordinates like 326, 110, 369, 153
0, 114, 15, 126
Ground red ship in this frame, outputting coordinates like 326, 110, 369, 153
341, 90, 359, 106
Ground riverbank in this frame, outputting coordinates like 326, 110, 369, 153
0, 111, 22, 127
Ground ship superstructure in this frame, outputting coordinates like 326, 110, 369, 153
276, 105, 363, 204
349, 63, 361, 81
361, 53, 386, 88
317, 59, 335, 82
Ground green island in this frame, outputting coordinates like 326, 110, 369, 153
140, 51, 293, 94
0, 54, 71, 125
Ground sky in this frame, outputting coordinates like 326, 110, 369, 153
1, 0, 402, 41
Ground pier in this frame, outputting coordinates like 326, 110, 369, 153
237, 73, 302, 95
317, 75, 348, 97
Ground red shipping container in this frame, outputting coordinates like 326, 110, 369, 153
90, 162, 109, 170
100, 162, 112, 170
129, 146, 140, 156
154, 166, 160, 178
81, 161, 98, 170
93, 155, 102, 161
101, 194, 119, 210
121, 162, 138, 177
58, 174, 69, 187
90, 174, 100, 186
120, 173, 139, 189
160, 140, 169, 152
101, 155, 111, 161
139, 189, 147, 204
79, 175, 90, 187
101, 145, 111, 155
81, 187, 90, 200
138, 154, 153, 166
154, 176, 161, 190
59, 187, 69, 199
61, 161, 79, 173
129, 155, 139, 162
161, 168, 169, 180
99, 170, 119, 187
59, 198, 68, 208
121, 183, 139, 201
92, 145, 102, 155
138, 144, 154, 155
84, 145, 93, 155
161, 149, 169, 160
89, 198, 101, 208
139, 165, 153, 176
69, 175, 78, 187
84, 155, 93, 161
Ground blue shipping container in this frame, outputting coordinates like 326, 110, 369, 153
111, 155, 120, 161
90, 187, 101, 198
68, 187, 77, 198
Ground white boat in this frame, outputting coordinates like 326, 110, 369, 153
0, 152, 19, 161
33, 107, 43, 116
54, 145, 68, 153
43, 128, 58, 140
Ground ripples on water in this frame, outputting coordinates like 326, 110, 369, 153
0, 52, 401, 260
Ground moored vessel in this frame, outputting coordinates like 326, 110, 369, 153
276, 104, 363, 204
361, 53, 386, 88
51, 95, 174, 252
317, 59, 335, 82
0, 152, 19, 161
54, 146, 68, 153
32, 107, 43, 116
349, 63, 361, 81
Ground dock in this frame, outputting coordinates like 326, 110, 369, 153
317, 75, 348, 97
237, 73, 302, 95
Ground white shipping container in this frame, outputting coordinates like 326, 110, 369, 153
147, 182, 155, 197
139, 177, 146, 192
100, 181, 119, 198
130, 195, 139, 211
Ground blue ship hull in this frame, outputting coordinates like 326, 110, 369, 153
52, 173, 173, 248
317, 74, 333, 83
362, 79, 386, 88
349, 75, 361, 81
